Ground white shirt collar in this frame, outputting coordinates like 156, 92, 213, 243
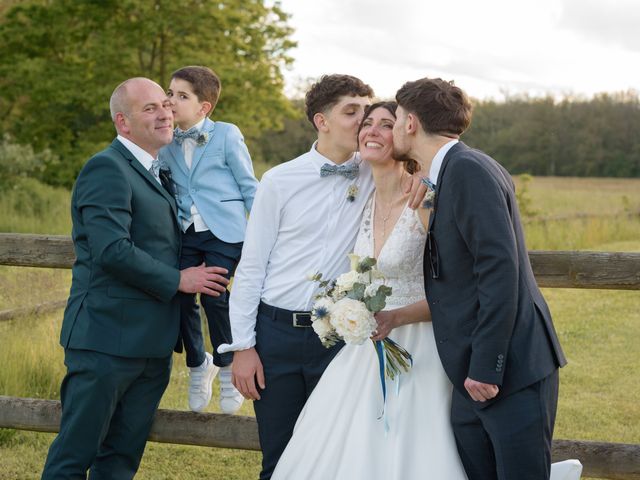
308, 141, 358, 173
428, 139, 459, 185
177, 117, 206, 134
116, 135, 157, 171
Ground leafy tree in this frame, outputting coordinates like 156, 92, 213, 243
0, 0, 295, 187
252, 99, 317, 165
0, 134, 57, 188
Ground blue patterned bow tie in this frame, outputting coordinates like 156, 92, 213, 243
149, 159, 161, 182
174, 127, 200, 145
320, 163, 359, 180
150, 158, 161, 177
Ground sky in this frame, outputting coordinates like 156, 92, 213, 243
277, 0, 640, 101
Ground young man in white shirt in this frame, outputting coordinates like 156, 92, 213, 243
218, 74, 374, 480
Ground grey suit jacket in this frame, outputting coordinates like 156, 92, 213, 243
424, 142, 566, 405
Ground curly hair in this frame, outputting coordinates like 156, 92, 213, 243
305, 74, 374, 130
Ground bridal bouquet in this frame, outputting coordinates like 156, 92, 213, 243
309, 254, 412, 380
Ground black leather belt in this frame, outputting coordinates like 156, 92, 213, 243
258, 301, 313, 327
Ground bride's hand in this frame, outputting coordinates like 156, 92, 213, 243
372, 310, 397, 341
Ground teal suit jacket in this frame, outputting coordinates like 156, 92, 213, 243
61, 139, 182, 358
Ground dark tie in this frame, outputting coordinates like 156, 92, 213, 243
320, 163, 359, 180
159, 168, 175, 196
174, 127, 200, 145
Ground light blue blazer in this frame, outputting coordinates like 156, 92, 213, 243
160, 118, 257, 243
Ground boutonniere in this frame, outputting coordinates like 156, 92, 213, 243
158, 163, 176, 196
347, 184, 359, 202
158, 158, 170, 171
196, 132, 209, 146
421, 177, 436, 209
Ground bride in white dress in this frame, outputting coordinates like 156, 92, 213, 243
272, 102, 468, 480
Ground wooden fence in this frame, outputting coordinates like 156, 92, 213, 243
1, 233, 639, 479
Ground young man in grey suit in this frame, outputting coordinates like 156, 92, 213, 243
392, 77, 567, 480
41, 77, 229, 480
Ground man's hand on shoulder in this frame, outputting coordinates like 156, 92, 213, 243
406, 172, 429, 210
232, 348, 265, 400
178, 263, 229, 296
464, 377, 499, 402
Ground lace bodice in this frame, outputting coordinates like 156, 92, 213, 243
353, 196, 427, 309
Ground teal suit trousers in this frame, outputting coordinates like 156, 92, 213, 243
42, 349, 171, 479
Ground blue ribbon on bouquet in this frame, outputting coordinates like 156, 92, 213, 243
374, 338, 414, 434
374, 340, 390, 433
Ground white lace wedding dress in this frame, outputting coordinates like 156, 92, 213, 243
272, 198, 468, 479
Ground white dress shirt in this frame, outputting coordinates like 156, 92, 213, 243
178, 118, 210, 232
116, 135, 160, 184
428, 139, 459, 185
219, 144, 374, 352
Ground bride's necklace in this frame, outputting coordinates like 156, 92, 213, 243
375, 172, 408, 240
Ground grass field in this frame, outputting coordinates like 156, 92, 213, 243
1, 175, 639, 479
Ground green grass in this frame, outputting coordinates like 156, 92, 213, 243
0, 179, 72, 235
0, 311, 262, 479
514, 176, 640, 218
1, 175, 639, 479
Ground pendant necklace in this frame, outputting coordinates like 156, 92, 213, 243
376, 172, 407, 239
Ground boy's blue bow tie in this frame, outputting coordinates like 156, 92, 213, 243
174, 127, 200, 145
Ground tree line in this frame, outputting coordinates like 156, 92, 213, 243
1, 1, 639, 190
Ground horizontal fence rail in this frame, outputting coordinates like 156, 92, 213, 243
1, 233, 639, 290
0, 299, 67, 322
0, 396, 259, 451
1, 396, 638, 480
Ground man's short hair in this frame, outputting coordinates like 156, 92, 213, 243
395, 78, 472, 136
109, 78, 135, 121
305, 74, 374, 130
171, 66, 221, 114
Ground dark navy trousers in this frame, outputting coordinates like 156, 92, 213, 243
253, 304, 343, 480
179, 225, 242, 368
451, 369, 559, 480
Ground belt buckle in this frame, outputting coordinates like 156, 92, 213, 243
292, 312, 312, 328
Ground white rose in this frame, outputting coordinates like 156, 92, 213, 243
364, 280, 385, 298
335, 269, 361, 294
329, 297, 377, 345
312, 316, 334, 340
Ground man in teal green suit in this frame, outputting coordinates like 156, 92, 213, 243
41, 77, 229, 479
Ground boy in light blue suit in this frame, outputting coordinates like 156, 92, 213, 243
160, 66, 257, 413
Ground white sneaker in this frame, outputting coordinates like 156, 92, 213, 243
219, 365, 244, 414
188, 352, 219, 413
